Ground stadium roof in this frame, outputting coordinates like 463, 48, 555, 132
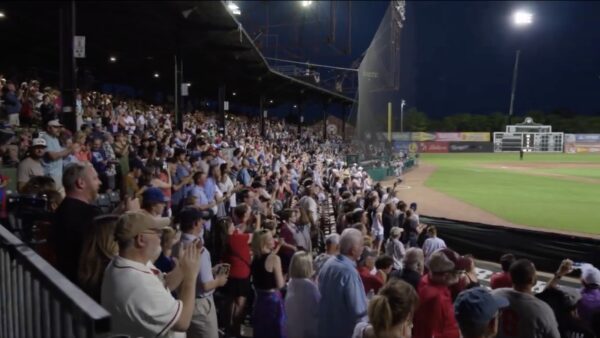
0, 1, 355, 106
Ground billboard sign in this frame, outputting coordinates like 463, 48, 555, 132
418, 142, 449, 153
448, 142, 493, 153
575, 134, 600, 143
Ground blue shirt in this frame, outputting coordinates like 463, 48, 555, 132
172, 164, 191, 207
204, 177, 217, 201
317, 255, 367, 338
238, 168, 251, 187
189, 185, 209, 207
42, 133, 64, 186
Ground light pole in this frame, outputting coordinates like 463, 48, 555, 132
508, 10, 533, 124
400, 99, 406, 132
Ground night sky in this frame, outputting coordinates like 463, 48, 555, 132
238, 1, 600, 118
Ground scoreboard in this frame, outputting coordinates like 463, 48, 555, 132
494, 117, 564, 152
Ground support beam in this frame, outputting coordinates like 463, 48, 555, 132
59, 1, 77, 132
218, 85, 226, 136
260, 95, 266, 138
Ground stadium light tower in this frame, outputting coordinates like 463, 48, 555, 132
508, 10, 533, 123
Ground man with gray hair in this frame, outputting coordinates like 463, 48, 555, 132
317, 228, 367, 338
389, 247, 425, 290
313, 233, 340, 277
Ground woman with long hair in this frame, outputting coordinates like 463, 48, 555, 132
251, 228, 286, 338
78, 215, 119, 302
353, 279, 419, 338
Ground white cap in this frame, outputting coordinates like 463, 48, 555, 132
31, 138, 47, 148
47, 119, 63, 127
581, 264, 600, 286
358, 167, 363, 171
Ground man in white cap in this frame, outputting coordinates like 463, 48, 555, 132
102, 211, 202, 338
577, 263, 600, 327
42, 119, 77, 194
17, 137, 47, 191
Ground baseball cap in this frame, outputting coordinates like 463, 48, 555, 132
31, 138, 47, 148
47, 119, 63, 127
455, 287, 509, 325
114, 211, 171, 242
390, 226, 404, 237
142, 187, 167, 204
428, 248, 471, 273
581, 263, 600, 286
179, 207, 212, 227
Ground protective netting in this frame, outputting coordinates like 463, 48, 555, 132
348, 1, 407, 157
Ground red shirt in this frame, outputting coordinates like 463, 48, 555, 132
490, 271, 512, 289
412, 274, 460, 338
358, 266, 384, 294
224, 230, 251, 279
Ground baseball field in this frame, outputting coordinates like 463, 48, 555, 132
411, 153, 600, 236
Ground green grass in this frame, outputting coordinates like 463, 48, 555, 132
422, 153, 600, 234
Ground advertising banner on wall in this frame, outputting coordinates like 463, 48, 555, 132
458, 132, 491, 142
575, 144, 600, 153
564, 134, 576, 154
392, 141, 419, 154
448, 142, 494, 153
575, 134, 600, 143
418, 142, 449, 153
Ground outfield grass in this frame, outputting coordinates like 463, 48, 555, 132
422, 153, 600, 235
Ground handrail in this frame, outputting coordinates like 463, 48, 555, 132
0, 224, 111, 337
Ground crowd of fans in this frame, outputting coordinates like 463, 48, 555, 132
1, 75, 599, 338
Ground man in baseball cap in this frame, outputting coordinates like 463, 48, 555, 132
413, 248, 471, 338
141, 187, 168, 217
17, 137, 47, 191
455, 287, 509, 338
102, 210, 202, 338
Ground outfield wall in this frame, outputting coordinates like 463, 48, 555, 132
565, 134, 600, 153
383, 132, 493, 153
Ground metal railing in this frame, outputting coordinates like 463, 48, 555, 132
0, 224, 111, 338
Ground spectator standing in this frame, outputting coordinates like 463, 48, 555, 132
2, 82, 22, 126
101, 211, 201, 337
91, 137, 110, 191
313, 233, 340, 277
154, 227, 178, 274
491, 259, 560, 338
412, 248, 470, 338
51, 163, 102, 284
42, 119, 77, 194
285, 251, 321, 338
454, 287, 509, 338
352, 280, 419, 338
17, 138, 46, 192
251, 229, 287, 338
78, 215, 119, 302
358, 251, 385, 296
421, 226, 446, 259
389, 248, 425, 290
382, 202, 398, 243
577, 263, 600, 329
172, 208, 228, 338
141, 187, 168, 218
490, 254, 515, 290
385, 226, 406, 271
317, 228, 367, 338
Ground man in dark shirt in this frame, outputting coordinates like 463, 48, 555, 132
52, 162, 102, 284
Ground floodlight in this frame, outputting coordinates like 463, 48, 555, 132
0, 11, 6, 18
513, 10, 533, 26
301, 1, 313, 8
153, 72, 160, 78
228, 2, 241, 15
109, 56, 117, 63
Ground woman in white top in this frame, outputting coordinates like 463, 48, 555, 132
284, 251, 321, 338
218, 163, 237, 214
352, 279, 418, 338
369, 195, 385, 253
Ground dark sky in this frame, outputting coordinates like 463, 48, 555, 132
238, 1, 600, 118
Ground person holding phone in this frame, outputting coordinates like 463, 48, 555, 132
172, 208, 227, 338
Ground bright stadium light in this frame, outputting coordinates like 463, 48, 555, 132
513, 10, 533, 27
301, 1, 313, 8
0, 11, 6, 18
153, 72, 160, 78
232, 92, 237, 96
269, 99, 274, 104
109, 56, 117, 63
227, 2, 241, 16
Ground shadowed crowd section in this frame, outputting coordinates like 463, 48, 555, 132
422, 215, 600, 274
